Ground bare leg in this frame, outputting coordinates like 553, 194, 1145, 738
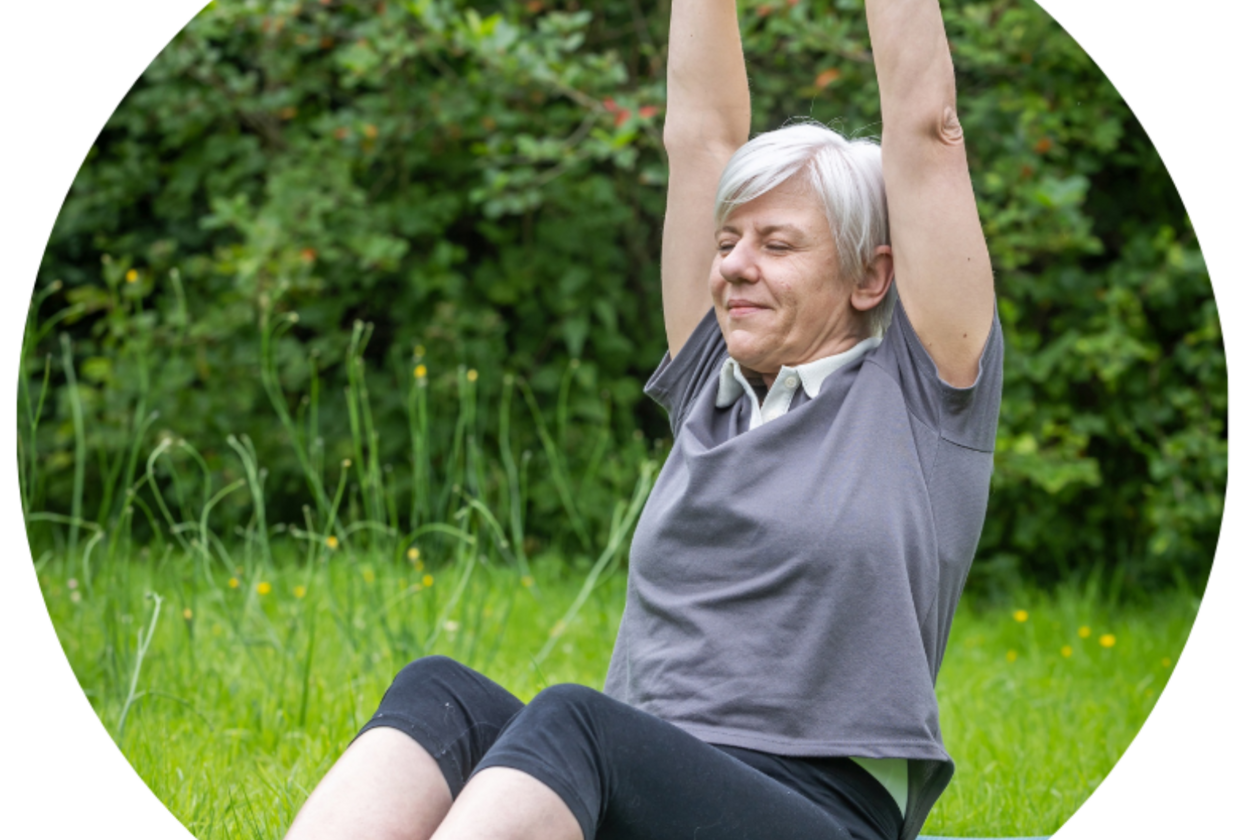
284, 727, 453, 840
430, 767, 583, 840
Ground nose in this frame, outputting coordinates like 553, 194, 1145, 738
719, 239, 760, 285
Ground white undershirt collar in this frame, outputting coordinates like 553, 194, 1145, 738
715, 336, 882, 429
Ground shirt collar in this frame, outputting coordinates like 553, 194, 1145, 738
715, 336, 882, 409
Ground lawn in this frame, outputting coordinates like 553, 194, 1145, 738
37, 545, 1196, 839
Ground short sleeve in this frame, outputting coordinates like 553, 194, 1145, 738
875, 295, 1005, 452
645, 309, 731, 438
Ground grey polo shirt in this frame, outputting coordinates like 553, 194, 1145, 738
603, 296, 1004, 840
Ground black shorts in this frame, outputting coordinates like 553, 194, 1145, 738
356, 656, 902, 840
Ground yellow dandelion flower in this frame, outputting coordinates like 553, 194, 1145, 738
182, 608, 193, 621
362, 569, 376, 583
125, 269, 138, 283
1013, 609, 1029, 623
1061, 645, 1072, 658
1078, 625, 1091, 638
228, 577, 240, 589
326, 536, 339, 550
467, 369, 479, 382
1099, 634, 1117, 648
257, 581, 272, 596
422, 574, 434, 587
294, 585, 307, 599
407, 547, 420, 562
414, 364, 427, 379
1006, 649, 1018, 663
1162, 657, 1172, 668
521, 575, 534, 588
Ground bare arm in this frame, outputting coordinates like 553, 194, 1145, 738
865, 0, 994, 387
662, 0, 751, 357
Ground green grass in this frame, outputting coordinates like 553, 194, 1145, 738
38, 548, 1195, 840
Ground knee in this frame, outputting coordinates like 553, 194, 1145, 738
504, 685, 618, 780
388, 654, 473, 694
527, 683, 613, 721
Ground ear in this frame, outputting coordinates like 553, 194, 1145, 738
851, 245, 895, 313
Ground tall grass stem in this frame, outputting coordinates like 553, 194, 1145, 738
80, 529, 106, 596
143, 439, 193, 556
199, 479, 248, 574
498, 376, 530, 574
59, 334, 87, 559
519, 380, 590, 552
260, 312, 330, 518
117, 591, 164, 743
534, 459, 655, 665
227, 435, 272, 566
118, 410, 160, 522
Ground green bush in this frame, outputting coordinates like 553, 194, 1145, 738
27, 0, 1223, 593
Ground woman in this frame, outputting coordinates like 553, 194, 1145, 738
284, 1, 1000, 839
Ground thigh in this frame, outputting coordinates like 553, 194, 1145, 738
356, 655, 525, 797
714, 746, 902, 840
473, 684, 860, 840
595, 719, 858, 840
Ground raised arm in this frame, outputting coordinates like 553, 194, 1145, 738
662, 0, 751, 357
865, 0, 995, 387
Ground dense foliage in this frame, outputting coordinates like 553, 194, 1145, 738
26, 0, 1223, 593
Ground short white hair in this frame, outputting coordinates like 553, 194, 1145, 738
714, 121, 896, 336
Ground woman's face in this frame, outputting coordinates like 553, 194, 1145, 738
711, 179, 866, 379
